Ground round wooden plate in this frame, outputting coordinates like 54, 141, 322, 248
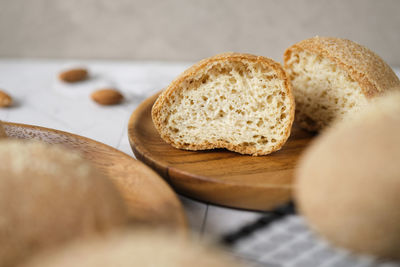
128, 93, 316, 211
2, 121, 187, 230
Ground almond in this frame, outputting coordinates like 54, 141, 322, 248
91, 88, 124, 105
0, 90, 12, 108
59, 68, 88, 83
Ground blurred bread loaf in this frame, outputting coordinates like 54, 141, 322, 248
0, 140, 127, 267
284, 36, 400, 132
295, 91, 400, 259
22, 230, 243, 267
152, 53, 295, 156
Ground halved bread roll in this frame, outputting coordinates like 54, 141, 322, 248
284, 36, 400, 132
152, 53, 295, 156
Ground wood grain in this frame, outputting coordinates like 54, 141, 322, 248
1, 122, 187, 230
128, 93, 315, 211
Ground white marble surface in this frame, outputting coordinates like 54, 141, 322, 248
1, 59, 399, 267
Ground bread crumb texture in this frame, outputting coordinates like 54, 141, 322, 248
152, 53, 295, 156
284, 36, 400, 132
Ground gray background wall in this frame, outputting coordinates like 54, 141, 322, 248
0, 0, 399, 65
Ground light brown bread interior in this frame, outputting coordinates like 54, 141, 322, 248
295, 91, 400, 259
284, 36, 400, 132
152, 53, 295, 156
0, 140, 127, 267
21, 230, 243, 267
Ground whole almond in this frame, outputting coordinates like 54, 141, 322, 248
59, 68, 88, 83
91, 88, 124, 105
0, 90, 12, 108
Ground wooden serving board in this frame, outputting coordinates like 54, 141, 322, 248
2, 122, 187, 230
128, 93, 316, 211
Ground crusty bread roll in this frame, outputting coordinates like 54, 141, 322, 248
0, 140, 127, 267
152, 53, 295, 156
295, 91, 400, 260
21, 230, 243, 267
0, 121, 6, 138
284, 36, 400, 132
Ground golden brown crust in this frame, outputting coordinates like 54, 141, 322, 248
151, 52, 295, 156
284, 36, 400, 98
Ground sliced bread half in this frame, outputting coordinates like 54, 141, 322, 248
152, 53, 295, 156
284, 36, 400, 132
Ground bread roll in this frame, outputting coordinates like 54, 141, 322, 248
152, 53, 295, 156
295, 91, 400, 259
21, 230, 243, 267
0, 140, 127, 267
284, 36, 400, 132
